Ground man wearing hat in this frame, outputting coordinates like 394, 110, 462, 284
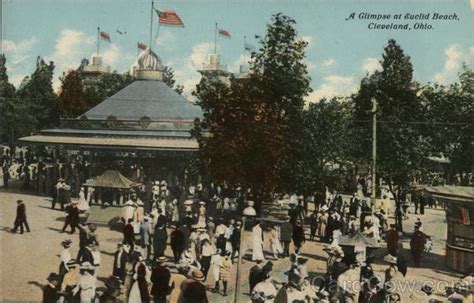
77, 240, 95, 265
178, 269, 208, 303
12, 199, 30, 234
151, 256, 171, 303
112, 243, 128, 283
385, 224, 400, 256
61, 201, 80, 234
280, 216, 293, 257
153, 209, 168, 258
43, 273, 59, 303
410, 222, 427, 267
123, 218, 136, 253
122, 194, 137, 223
383, 254, 398, 285
140, 215, 152, 260
251, 261, 276, 303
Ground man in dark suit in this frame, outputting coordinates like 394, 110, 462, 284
61, 202, 80, 234
12, 200, 30, 233
123, 219, 135, 252
77, 241, 95, 264
112, 243, 128, 283
151, 256, 171, 303
280, 217, 293, 257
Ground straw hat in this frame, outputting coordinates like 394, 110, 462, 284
191, 270, 205, 281
80, 262, 95, 270
156, 256, 167, 263
247, 200, 255, 206
383, 254, 398, 265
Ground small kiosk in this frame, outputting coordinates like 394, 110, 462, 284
425, 186, 474, 273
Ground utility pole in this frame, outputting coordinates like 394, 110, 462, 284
234, 215, 246, 303
371, 97, 377, 210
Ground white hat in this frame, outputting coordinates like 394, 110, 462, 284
247, 200, 255, 206
154, 181, 160, 185
161, 180, 167, 185
383, 254, 398, 264
184, 199, 194, 205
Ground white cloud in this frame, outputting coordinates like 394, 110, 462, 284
155, 30, 175, 49
433, 44, 471, 84
321, 58, 335, 68
362, 57, 382, 74
306, 75, 357, 104
46, 29, 135, 90
1, 37, 37, 86
172, 42, 214, 99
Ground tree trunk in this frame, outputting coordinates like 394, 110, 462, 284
388, 179, 403, 233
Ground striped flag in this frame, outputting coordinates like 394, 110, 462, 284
218, 28, 231, 38
100, 31, 111, 42
137, 42, 147, 50
155, 9, 184, 27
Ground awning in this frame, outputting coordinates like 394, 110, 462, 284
18, 135, 199, 151
84, 170, 141, 189
424, 186, 474, 203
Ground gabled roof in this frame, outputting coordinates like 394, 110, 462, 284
84, 170, 141, 188
338, 231, 380, 247
82, 80, 203, 121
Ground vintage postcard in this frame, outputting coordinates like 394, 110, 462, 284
1, 0, 473, 302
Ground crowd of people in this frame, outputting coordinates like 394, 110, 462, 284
4, 147, 472, 303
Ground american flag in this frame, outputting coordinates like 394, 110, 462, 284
100, 31, 111, 42
155, 9, 184, 27
137, 42, 147, 50
218, 28, 231, 38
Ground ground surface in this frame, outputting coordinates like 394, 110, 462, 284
0, 185, 465, 302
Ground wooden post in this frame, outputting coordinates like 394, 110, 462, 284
234, 216, 246, 303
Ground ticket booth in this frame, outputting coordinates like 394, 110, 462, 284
425, 186, 474, 274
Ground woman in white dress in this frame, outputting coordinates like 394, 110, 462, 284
270, 226, 283, 259
77, 187, 90, 212
252, 222, 265, 262
73, 262, 97, 303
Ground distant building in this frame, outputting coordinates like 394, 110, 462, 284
198, 53, 231, 84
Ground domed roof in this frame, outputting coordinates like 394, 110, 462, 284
137, 48, 163, 71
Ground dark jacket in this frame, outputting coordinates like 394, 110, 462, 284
151, 265, 171, 296
16, 203, 27, 220
280, 222, 293, 242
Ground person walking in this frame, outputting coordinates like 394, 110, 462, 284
171, 224, 186, 263
252, 221, 265, 262
217, 251, 232, 296
410, 223, 427, 267
12, 199, 30, 234
61, 202, 80, 234
280, 217, 293, 257
58, 239, 73, 289
178, 270, 208, 303
112, 243, 128, 283
123, 219, 135, 252
292, 221, 305, 255
140, 216, 153, 260
151, 256, 171, 303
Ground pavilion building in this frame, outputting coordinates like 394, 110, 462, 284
19, 48, 203, 184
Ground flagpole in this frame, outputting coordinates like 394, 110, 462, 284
96, 27, 100, 56
149, 0, 154, 51
154, 24, 160, 48
214, 22, 217, 54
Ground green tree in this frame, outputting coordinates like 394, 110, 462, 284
58, 70, 87, 118
299, 98, 354, 193
352, 39, 426, 231
422, 65, 474, 185
163, 66, 184, 95
193, 13, 311, 210
82, 71, 133, 110
17, 56, 59, 132
0, 54, 19, 145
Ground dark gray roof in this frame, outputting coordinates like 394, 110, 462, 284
82, 80, 203, 120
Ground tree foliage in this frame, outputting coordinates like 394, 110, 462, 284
193, 13, 311, 206
17, 57, 59, 132
58, 70, 87, 118
422, 65, 474, 184
163, 66, 184, 95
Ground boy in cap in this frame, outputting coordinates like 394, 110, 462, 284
43, 273, 59, 303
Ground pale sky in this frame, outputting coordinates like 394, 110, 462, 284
2, 0, 473, 102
